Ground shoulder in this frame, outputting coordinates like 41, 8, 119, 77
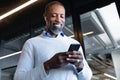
66, 37, 80, 43
24, 35, 42, 46
28, 36, 41, 42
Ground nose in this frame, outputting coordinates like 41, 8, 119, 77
55, 15, 61, 22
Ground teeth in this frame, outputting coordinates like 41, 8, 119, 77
55, 24, 60, 26
54, 23, 61, 26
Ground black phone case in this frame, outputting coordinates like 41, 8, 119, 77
68, 44, 80, 51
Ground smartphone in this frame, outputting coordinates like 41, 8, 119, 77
68, 44, 80, 51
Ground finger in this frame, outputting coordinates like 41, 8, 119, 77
68, 51, 82, 55
68, 54, 80, 58
66, 58, 82, 63
68, 54, 83, 60
58, 54, 68, 63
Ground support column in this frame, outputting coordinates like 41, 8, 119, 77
111, 51, 120, 80
0, 67, 1, 80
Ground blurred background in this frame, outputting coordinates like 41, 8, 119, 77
0, 0, 120, 80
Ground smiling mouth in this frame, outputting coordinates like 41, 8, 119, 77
53, 23, 62, 27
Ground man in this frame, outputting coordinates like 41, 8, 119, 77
14, 1, 92, 80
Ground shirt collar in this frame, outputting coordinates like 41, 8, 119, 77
42, 31, 64, 38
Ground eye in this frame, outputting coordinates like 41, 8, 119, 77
51, 14, 57, 17
61, 14, 65, 19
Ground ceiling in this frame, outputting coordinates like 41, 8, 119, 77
0, 0, 120, 80
0, 0, 116, 40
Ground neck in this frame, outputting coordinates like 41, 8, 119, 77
47, 30, 58, 37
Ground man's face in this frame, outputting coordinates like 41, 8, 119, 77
45, 4, 65, 35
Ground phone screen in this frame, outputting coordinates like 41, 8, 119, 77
68, 44, 80, 51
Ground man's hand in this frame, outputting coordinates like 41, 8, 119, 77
44, 52, 68, 72
66, 51, 84, 72
44, 51, 84, 72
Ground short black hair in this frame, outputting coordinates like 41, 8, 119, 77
44, 1, 65, 16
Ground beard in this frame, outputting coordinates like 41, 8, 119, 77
50, 22, 64, 35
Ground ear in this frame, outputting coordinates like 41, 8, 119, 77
44, 17, 46, 21
43, 13, 47, 21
